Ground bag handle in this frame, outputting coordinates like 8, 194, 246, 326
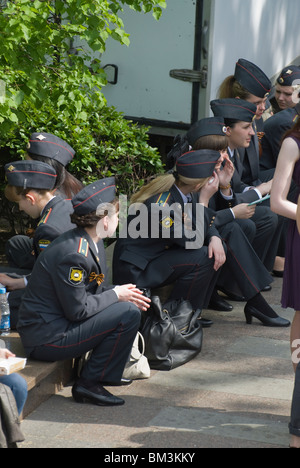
137, 331, 145, 355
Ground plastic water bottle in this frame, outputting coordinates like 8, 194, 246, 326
0, 287, 11, 336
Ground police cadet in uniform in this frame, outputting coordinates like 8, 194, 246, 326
0, 160, 76, 327
272, 65, 300, 113
210, 98, 282, 277
17, 177, 150, 407
218, 58, 271, 129
258, 67, 300, 276
187, 117, 257, 231
185, 117, 289, 327
26, 132, 83, 199
218, 58, 273, 180
4, 132, 82, 272
260, 65, 300, 175
113, 149, 227, 328
4, 160, 75, 262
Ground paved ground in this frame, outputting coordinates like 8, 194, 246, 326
19, 277, 294, 449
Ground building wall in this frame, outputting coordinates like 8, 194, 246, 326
100, 0, 300, 128
208, 0, 300, 107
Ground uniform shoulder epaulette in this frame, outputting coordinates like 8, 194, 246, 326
78, 237, 89, 257
155, 191, 171, 207
37, 208, 52, 226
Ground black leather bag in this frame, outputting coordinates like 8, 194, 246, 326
140, 296, 203, 371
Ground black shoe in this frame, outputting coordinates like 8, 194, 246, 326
218, 287, 246, 302
208, 294, 233, 312
101, 378, 132, 387
72, 383, 125, 406
198, 317, 213, 328
273, 270, 284, 278
261, 285, 272, 292
244, 305, 290, 328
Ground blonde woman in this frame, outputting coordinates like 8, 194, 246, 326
113, 150, 226, 321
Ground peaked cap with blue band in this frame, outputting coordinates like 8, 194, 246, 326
27, 132, 75, 167
5, 160, 57, 190
72, 177, 116, 215
176, 150, 220, 179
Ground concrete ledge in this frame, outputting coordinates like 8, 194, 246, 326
1, 332, 74, 419
21, 359, 74, 419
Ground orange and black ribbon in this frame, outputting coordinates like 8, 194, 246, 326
89, 272, 105, 286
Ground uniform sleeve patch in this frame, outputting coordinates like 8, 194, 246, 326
38, 239, 51, 250
69, 268, 85, 285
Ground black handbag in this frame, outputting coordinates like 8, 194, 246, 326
140, 295, 203, 371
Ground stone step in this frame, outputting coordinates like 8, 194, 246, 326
1, 332, 74, 419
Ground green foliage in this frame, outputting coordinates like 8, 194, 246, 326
2, 98, 164, 196
0, 0, 167, 233
0, 0, 166, 191
0, 0, 166, 132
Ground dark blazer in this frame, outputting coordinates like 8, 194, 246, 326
215, 149, 261, 210
113, 184, 219, 286
33, 196, 75, 258
260, 104, 300, 171
17, 227, 117, 348
238, 140, 261, 187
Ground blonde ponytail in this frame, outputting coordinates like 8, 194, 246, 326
130, 173, 211, 205
130, 174, 175, 204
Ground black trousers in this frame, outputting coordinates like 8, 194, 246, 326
130, 246, 220, 310
236, 205, 279, 272
28, 303, 141, 384
217, 221, 273, 300
5, 235, 35, 270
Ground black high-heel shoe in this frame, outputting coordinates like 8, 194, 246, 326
244, 305, 290, 327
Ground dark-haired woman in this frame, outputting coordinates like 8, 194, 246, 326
5, 132, 83, 271
17, 178, 150, 407
218, 59, 286, 274
186, 118, 289, 327
25, 132, 83, 199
